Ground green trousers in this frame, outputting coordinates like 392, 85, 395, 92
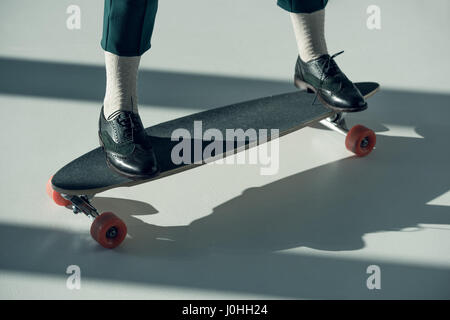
101, 0, 328, 56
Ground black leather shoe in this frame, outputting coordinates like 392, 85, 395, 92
294, 52, 367, 112
99, 107, 159, 180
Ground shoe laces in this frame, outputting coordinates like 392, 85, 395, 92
322, 50, 344, 76
116, 113, 135, 141
312, 50, 345, 105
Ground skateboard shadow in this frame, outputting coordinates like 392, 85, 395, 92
91, 89, 450, 258
92, 197, 158, 217
95, 132, 449, 256
69, 106, 449, 298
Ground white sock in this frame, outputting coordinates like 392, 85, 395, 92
290, 9, 328, 62
103, 51, 140, 119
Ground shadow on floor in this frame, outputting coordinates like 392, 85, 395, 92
0, 58, 449, 298
0, 57, 293, 110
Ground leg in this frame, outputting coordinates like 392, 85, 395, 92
101, 0, 158, 56
278, 0, 367, 112
99, 0, 159, 179
101, 0, 158, 118
277, 0, 328, 62
103, 52, 140, 118
289, 8, 327, 62
277, 0, 328, 14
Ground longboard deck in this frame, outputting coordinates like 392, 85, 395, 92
52, 82, 379, 195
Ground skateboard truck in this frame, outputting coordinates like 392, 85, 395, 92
67, 196, 121, 239
63, 194, 99, 219
320, 112, 376, 156
60, 193, 126, 247
321, 112, 349, 135
46, 176, 127, 248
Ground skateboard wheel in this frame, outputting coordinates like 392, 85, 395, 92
345, 125, 376, 157
90, 212, 127, 249
46, 176, 71, 207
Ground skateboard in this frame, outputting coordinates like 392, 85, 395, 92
47, 82, 380, 249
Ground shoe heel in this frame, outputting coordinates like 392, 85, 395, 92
294, 56, 314, 93
294, 77, 315, 93
98, 132, 105, 151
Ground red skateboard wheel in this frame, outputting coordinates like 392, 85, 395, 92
46, 176, 71, 207
345, 125, 376, 157
90, 212, 127, 249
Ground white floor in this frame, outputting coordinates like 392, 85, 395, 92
0, 0, 449, 299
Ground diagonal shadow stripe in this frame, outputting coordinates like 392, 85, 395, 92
0, 222, 449, 299
0, 57, 294, 110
